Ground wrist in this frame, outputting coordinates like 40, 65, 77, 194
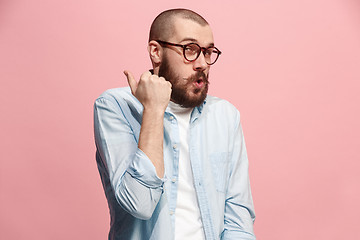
142, 107, 166, 118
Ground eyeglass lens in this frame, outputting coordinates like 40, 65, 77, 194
184, 43, 220, 64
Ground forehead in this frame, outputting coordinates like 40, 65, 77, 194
171, 17, 214, 46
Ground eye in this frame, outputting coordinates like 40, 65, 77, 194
204, 48, 215, 56
184, 44, 199, 54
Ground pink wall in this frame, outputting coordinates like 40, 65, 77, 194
1, 0, 359, 239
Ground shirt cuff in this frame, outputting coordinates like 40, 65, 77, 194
126, 148, 164, 188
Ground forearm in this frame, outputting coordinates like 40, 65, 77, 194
94, 95, 164, 219
124, 70, 171, 179
138, 108, 165, 178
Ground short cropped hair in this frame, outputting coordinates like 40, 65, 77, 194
149, 9, 209, 42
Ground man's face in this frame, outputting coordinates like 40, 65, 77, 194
158, 17, 214, 108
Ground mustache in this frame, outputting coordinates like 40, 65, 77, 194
183, 72, 209, 84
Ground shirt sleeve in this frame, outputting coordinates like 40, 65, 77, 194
221, 112, 256, 240
94, 96, 164, 220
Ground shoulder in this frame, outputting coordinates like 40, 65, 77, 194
94, 87, 143, 119
200, 95, 242, 139
96, 87, 132, 102
95, 87, 141, 109
204, 95, 240, 121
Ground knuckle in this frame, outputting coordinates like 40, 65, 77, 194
140, 72, 151, 80
141, 76, 149, 83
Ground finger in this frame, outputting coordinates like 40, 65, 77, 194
140, 70, 152, 81
124, 70, 137, 94
158, 76, 166, 82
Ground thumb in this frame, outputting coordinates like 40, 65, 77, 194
124, 70, 137, 95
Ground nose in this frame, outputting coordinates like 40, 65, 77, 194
193, 51, 208, 71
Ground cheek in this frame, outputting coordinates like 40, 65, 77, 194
173, 79, 188, 89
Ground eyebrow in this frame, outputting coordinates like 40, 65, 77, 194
179, 37, 215, 47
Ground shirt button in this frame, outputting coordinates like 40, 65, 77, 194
169, 116, 174, 120
170, 211, 174, 215
173, 144, 177, 149
171, 178, 176, 183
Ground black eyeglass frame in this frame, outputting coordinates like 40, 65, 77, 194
155, 40, 222, 65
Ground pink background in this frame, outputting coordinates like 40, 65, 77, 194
1, 0, 359, 239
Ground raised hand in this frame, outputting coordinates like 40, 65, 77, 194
124, 70, 172, 113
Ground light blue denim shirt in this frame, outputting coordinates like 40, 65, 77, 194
94, 87, 256, 240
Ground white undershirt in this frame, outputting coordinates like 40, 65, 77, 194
168, 101, 205, 240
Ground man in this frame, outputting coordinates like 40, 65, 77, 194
94, 9, 256, 240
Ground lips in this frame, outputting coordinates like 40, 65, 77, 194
186, 72, 209, 89
194, 78, 205, 88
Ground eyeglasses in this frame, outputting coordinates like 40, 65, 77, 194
155, 40, 222, 65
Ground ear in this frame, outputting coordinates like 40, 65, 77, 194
148, 40, 162, 64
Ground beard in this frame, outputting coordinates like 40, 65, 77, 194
158, 55, 209, 108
